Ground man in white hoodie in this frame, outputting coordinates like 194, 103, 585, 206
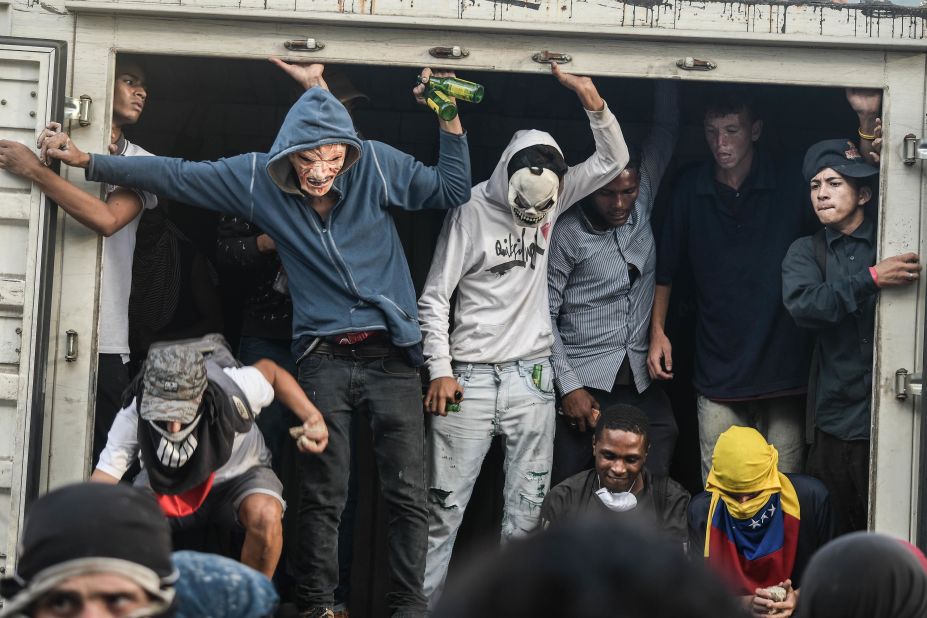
418, 62, 629, 601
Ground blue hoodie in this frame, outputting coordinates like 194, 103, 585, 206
87, 88, 472, 350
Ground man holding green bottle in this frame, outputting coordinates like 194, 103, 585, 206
418, 62, 630, 603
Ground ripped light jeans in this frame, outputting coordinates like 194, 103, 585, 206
423, 357, 555, 601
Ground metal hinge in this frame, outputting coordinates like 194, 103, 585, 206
65, 329, 78, 362
284, 38, 325, 52
895, 368, 922, 400
63, 95, 92, 127
532, 51, 572, 65
676, 57, 717, 71
429, 46, 469, 59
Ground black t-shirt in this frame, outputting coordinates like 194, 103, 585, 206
540, 468, 690, 547
687, 473, 835, 589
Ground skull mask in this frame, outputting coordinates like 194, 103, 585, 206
506, 144, 568, 228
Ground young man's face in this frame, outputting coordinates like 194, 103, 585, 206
34, 573, 151, 618
288, 144, 348, 197
589, 168, 640, 228
703, 110, 762, 172
593, 428, 647, 493
111, 63, 147, 127
810, 167, 870, 230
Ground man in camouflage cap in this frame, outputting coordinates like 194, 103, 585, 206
91, 335, 329, 579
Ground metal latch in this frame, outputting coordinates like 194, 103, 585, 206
895, 368, 922, 400
676, 57, 717, 71
65, 329, 78, 362
532, 51, 572, 65
429, 46, 469, 59
63, 95, 92, 127
284, 38, 325, 52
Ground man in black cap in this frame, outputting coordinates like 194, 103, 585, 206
0, 483, 178, 617
782, 138, 921, 534
91, 336, 328, 579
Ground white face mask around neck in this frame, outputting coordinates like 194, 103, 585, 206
595, 474, 639, 513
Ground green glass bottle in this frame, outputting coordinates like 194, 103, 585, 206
418, 75, 485, 104
445, 403, 461, 413
424, 88, 458, 121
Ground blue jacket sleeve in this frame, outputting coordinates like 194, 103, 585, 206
367, 130, 471, 211
781, 236, 879, 329
87, 152, 260, 220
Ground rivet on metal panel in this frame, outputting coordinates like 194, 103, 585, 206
429, 46, 470, 59
284, 38, 325, 52
676, 57, 717, 71
29, 111, 36, 118
1, 100, 6, 105
532, 51, 571, 65
15, 327, 21, 335
65, 329, 78, 363
30, 91, 36, 98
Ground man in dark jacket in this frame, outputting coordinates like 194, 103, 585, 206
539, 404, 690, 549
782, 139, 920, 534
28, 61, 472, 618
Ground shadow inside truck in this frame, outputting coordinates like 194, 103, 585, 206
122, 53, 869, 617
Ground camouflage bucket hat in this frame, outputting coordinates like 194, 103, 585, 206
139, 345, 208, 424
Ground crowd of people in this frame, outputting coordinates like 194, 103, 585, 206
0, 55, 924, 617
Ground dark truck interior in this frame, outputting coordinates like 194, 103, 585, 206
122, 53, 869, 616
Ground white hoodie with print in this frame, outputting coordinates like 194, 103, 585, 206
419, 104, 629, 380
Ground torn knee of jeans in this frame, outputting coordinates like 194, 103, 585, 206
522, 469, 549, 499
428, 487, 458, 510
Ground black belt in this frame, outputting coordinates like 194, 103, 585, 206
311, 340, 402, 359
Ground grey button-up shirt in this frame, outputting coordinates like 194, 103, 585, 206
547, 82, 678, 395
782, 216, 878, 441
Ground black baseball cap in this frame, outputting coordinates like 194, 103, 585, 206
803, 139, 879, 183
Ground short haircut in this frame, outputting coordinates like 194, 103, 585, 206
703, 86, 759, 124
594, 404, 650, 446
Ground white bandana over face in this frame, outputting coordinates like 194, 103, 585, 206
507, 166, 560, 228
148, 414, 203, 469
595, 474, 639, 513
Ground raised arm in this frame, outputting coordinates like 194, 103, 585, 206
638, 81, 680, 217
554, 63, 630, 210
846, 88, 882, 165
0, 139, 148, 236
36, 130, 258, 221
252, 359, 328, 453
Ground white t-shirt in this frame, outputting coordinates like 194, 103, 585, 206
96, 366, 276, 485
98, 139, 158, 356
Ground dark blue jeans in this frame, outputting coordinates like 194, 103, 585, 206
292, 351, 427, 617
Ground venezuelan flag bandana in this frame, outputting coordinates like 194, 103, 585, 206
704, 426, 800, 594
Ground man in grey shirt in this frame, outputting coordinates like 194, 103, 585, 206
547, 81, 679, 484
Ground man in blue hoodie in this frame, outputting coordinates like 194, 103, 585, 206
22, 61, 472, 618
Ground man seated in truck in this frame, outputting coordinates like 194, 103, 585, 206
0, 58, 157, 469
26, 59, 471, 618
688, 426, 834, 618
91, 336, 328, 581
538, 403, 689, 549
418, 61, 628, 603
782, 138, 921, 535
546, 80, 679, 487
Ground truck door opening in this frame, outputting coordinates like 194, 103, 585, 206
117, 52, 879, 616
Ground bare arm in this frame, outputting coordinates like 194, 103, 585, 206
252, 359, 328, 453
846, 88, 882, 164
90, 469, 120, 483
648, 284, 674, 380
0, 140, 142, 236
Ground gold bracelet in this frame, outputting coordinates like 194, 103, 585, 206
858, 127, 877, 141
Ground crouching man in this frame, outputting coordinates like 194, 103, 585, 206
91, 335, 328, 579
